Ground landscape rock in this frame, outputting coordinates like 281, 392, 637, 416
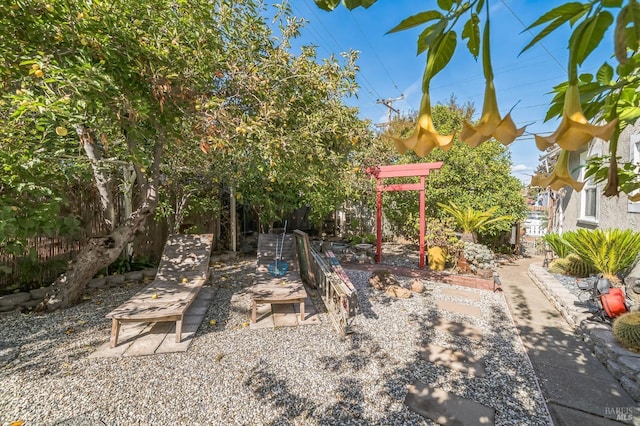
88, 277, 107, 289
107, 274, 126, 284
384, 285, 412, 298
124, 271, 144, 281
29, 287, 50, 300
142, 268, 157, 278
369, 270, 398, 290
410, 279, 425, 293
0, 292, 31, 307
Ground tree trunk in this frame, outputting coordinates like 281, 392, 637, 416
460, 232, 476, 243
76, 125, 116, 230
43, 134, 164, 310
42, 202, 154, 310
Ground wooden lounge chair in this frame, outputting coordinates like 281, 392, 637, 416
106, 234, 213, 347
249, 232, 307, 323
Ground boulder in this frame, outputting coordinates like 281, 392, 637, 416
369, 270, 398, 290
142, 268, 157, 278
88, 277, 107, 289
410, 279, 426, 293
106, 274, 125, 284
385, 285, 412, 298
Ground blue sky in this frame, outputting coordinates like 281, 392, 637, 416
285, 0, 614, 183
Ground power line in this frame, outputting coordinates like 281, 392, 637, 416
348, 10, 403, 94
296, 0, 386, 101
291, 1, 386, 109
500, 0, 566, 73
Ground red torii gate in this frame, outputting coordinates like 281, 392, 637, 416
366, 162, 443, 269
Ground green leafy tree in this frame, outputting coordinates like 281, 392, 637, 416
0, 0, 274, 308
367, 102, 526, 244
1, 0, 373, 307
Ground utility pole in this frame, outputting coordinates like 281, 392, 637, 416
375, 94, 404, 128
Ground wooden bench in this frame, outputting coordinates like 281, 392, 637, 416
249, 233, 307, 323
106, 234, 213, 347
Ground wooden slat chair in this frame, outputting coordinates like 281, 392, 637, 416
249, 233, 307, 323
106, 234, 213, 347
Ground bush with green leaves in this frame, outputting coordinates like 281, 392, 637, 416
437, 201, 514, 246
542, 233, 572, 258
425, 217, 464, 266
562, 228, 640, 282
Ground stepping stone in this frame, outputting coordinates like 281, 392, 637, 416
419, 343, 486, 377
249, 303, 275, 329
428, 318, 483, 341
249, 296, 321, 329
89, 322, 150, 358
440, 288, 482, 301
295, 298, 321, 326
436, 300, 482, 318
90, 288, 212, 358
272, 303, 300, 327
124, 321, 173, 356
405, 381, 495, 425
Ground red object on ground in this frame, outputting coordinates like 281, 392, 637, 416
600, 288, 628, 318
366, 162, 443, 269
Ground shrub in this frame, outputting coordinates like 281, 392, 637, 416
562, 228, 640, 282
463, 242, 495, 270
437, 201, 513, 242
425, 217, 464, 266
542, 233, 572, 258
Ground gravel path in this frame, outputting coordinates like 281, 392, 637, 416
0, 258, 549, 425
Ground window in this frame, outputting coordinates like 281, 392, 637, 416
579, 150, 599, 223
628, 133, 640, 213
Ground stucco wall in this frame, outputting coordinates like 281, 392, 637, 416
561, 121, 640, 232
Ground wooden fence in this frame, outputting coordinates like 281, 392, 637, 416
0, 188, 168, 291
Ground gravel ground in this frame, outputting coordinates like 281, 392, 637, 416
0, 255, 549, 426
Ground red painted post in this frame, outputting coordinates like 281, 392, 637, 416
419, 176, 426, 269
376, 181, 382, 263
365, 162, 443, 268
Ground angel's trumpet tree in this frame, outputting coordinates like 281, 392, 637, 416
532, 149, 585, 192
392, 93, 454, 157
460, 80, 525, 148
535, 83, 617, 152
460, 16, 525, 148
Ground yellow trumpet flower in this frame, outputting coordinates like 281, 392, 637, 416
392, 93, 454, 157
532, 149, 585, 192
460, 80, 525, 148
535, 83, 617, 151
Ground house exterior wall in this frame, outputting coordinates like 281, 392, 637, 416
560, 120, 640, 232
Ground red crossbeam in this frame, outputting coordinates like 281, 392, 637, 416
366, 162, 443, 269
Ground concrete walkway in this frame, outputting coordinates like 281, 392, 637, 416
498, 256, 639, 426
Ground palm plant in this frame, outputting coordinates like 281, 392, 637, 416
562, 228, 640, 283
437, 201, 513, 243
542, 233, 572, 258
